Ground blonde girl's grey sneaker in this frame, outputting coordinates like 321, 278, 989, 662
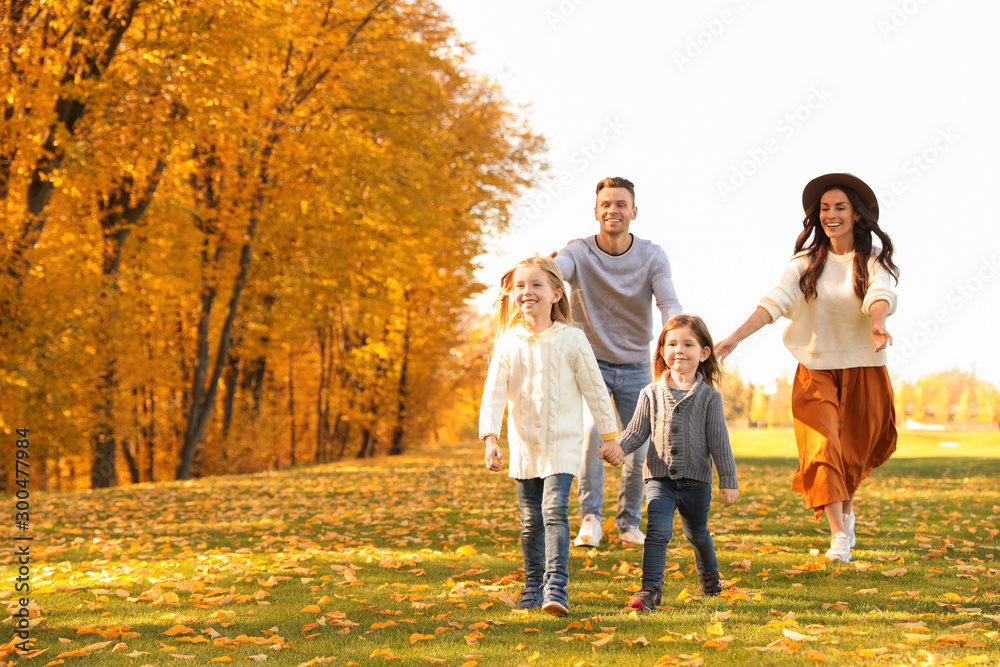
618, 525, 645, 545
541, 578, 569, 616
514, 581, 543, 610
574, 514, 602, 547
843, 511, 856, 548
825, 531, 851, 563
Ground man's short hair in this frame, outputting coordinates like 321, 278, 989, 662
595, 177, 635, 203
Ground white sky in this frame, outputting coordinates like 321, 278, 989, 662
440, 0, 1000, 388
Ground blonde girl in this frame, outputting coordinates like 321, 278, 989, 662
479, 255, 620, 616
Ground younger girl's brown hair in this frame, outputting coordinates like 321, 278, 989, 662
653, 314, 723, 388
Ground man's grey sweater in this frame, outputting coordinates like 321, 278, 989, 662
618, 375, 738, 489
554, 235, 681, 365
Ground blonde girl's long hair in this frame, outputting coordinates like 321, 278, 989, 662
493, 255, 572, 337
653, 314, 723, 388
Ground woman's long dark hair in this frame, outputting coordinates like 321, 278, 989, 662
796, 185, 900, 301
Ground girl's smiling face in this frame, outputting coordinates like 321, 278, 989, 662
512, 265, 562, 321
660, 325, 711, 377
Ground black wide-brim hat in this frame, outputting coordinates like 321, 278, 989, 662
802, 173, 879, 222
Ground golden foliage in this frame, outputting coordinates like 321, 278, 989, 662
0, 0, 543, 490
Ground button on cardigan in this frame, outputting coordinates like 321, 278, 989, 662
479, 322, 619, 480
618, 375, 738, 489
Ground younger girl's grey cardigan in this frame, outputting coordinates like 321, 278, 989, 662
618, 374, 738, 489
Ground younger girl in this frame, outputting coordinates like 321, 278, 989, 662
603, 315, 739, 611
480, 255, 620, 617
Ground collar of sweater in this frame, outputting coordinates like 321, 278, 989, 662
513, 321, 567, 340
658, 373, 705, 403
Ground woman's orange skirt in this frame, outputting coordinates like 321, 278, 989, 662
791, 364, 897, 517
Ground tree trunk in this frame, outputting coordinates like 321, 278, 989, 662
333, 418, 349, 460
358, 428, 374, 458
122, 439, 140, 484
242, 355, 267, 418
243, 292, 276, 418
90, 369, 118, 488
288, 349, 297, 466
176, 130, 279, 480
3, 1, 143, 306
146, 387, 156, 482
221, 353, 240, 439
389, 299, 412, 455
90, 161, 166, 488
177, 275, 216, 479
315, 326, 329, 462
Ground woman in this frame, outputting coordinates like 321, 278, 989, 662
716, 173, 899, 563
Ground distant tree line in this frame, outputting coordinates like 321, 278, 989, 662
717, 367, 999, 430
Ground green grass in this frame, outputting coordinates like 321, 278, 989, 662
730, 427, 999, 459
1, 430, 998, 666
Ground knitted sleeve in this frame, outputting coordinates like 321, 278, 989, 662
759, 256, 806, 322
705, 390, 738, 489
862, 257, 898, 317
618, 388, 652, 456
478, 336, 511, 440
571, 330, 619, 440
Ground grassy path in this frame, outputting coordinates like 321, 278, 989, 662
1, 431, 998, 665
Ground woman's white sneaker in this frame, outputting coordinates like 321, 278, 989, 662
825, 531, 851, 562
843, 511, 856, 548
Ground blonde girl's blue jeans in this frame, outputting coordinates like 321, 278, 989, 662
515, 474, 574, 584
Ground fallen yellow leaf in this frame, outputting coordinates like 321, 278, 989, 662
703, 635, 734, 649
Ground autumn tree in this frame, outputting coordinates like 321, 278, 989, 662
719, 366, 752, 426
1, 0, 146, 313
764, 374, 793, 428
749, 385, 768, 428
0, 0, 543, 491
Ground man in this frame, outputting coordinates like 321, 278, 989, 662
554, 176, 682, 547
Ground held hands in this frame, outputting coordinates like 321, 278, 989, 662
599, 439, 625, 466
719, 488, 739, 507
483, 436, 503, 472
871, 324, 893, 352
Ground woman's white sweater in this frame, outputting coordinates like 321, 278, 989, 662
759, 250, 897, 370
